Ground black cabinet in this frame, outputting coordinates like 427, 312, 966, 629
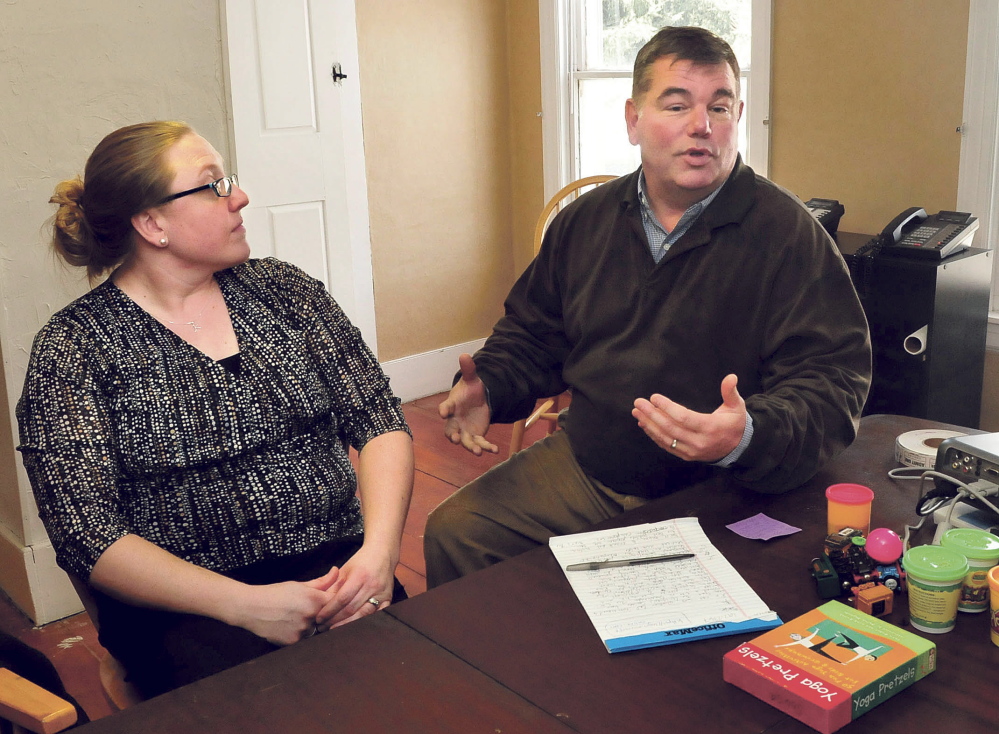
838, 232, 991, 429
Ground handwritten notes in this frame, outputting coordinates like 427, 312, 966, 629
549, 517, 780, 652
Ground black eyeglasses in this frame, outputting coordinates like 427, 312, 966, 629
159, 174, 239, 204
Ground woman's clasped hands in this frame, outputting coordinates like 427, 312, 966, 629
314, 543, 397, 632
232, 549, 394, 645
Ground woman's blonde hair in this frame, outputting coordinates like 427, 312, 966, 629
50, 121, 194, 279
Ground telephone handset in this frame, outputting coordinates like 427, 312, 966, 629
881, 206, 927, 245
876, 208, 978, 260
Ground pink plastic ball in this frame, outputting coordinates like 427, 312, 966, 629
866, 527, 903, 564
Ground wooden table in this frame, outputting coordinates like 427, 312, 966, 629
388, 414, 998, 733
77, 415, 998, 732
73, 606, 574, 733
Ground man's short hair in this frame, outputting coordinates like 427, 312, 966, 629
632, 26, 741, 104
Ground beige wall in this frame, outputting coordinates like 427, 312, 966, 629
769, 0, 969, 236
768, 0, 999, 429
0, 1, 230, 619
506, 0, 547, 277
356, 0, 544, 362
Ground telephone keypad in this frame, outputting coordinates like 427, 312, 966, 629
899, 225, 939, 247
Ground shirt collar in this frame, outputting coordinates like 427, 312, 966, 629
637, 170, 724, 232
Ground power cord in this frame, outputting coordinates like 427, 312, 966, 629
887, 466, 930, 481
847, 235, 885, 301
891, 468, 999, 549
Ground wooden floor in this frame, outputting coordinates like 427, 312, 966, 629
0, 391, 553, 723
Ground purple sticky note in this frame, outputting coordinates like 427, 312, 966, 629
726, 513, 801, 541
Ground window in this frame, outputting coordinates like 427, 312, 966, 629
540, 0, 771, 199
957, 0, 999, 345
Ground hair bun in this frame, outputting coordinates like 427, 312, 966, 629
50, 177, 94, 268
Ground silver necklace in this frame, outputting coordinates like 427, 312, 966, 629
168, 310, 205, 332
169, 319, 202, 332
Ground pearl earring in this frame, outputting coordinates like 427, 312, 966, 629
159, 237, 168, 246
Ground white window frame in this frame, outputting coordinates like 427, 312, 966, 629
539, 0, 772, 201
957, 0, 999, 348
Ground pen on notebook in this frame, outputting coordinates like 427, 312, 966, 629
565, 552, 696, 572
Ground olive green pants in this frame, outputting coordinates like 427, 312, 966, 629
423, 429, 646, 588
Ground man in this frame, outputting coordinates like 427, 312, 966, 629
425, 27, 871, 587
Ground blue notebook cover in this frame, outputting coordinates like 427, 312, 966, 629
605, 615, 783, 653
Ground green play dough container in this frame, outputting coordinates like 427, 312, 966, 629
940, 528, 999, 613
902, 545, 969, 633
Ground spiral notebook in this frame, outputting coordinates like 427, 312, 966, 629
549, 517, 781, 653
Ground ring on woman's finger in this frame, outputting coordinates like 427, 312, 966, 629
670, 438, 678, 450
367, 597, 382, 608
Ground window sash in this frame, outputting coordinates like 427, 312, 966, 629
958, 0, 999, 340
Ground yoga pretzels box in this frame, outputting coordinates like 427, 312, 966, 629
722, 601, 936, 734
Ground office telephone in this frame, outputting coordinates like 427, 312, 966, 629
874, 207, 979, 261
804, 197, 845, 237
846, 208, 979, 300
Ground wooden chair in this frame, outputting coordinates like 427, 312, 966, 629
507, 175, 617, 457
68, 579, 144, 712
0, 668, 78, 734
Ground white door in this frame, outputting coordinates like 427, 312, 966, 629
224, 0, 378, 348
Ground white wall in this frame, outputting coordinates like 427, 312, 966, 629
0, 0, 231, 623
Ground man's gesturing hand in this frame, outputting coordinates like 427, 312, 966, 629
632, 373, 746, 463
438, 353, 498, 456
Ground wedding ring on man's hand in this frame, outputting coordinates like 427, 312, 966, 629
367, 597, 381, 608
670, 438, 678, 450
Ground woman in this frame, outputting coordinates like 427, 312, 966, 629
16, 121, 414, 697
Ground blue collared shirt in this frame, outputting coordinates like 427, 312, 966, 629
636, 171, 753, 468
637, 172, 723, 263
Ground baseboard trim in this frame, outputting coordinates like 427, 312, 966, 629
0, 525, 82, 625
381, 338, 486, 403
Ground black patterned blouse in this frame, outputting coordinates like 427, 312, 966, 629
16, 258, 410, 580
